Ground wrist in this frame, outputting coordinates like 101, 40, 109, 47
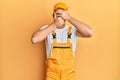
67, 16, 72, 21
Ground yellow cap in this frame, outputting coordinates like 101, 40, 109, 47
53, 2, 67, 11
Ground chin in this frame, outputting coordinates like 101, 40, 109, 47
57, 25, 65, 29
61, 24, 66, 27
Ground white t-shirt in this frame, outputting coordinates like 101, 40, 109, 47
40, 25, 77, 58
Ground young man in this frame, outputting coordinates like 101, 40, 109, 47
31, 2, 92, 80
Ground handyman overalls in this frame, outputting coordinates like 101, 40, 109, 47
45, 26, 75, 80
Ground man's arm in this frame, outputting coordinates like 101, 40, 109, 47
61, 9, 93, 37
31, 13, 63, 44
31, 23, 56, 44
68, 17, 93, 37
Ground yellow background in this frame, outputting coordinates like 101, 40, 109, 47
0, 0, 119, 80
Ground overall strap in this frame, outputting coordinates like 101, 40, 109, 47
52, 30, 57, 43
67, 26, 72, 43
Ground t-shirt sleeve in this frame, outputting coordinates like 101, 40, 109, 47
71, 26, 77, 56
72, 26, 77, 38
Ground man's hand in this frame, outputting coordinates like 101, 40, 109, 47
54, 8, 71, 20
61, 10, 71, 20
54, 13, 65, 27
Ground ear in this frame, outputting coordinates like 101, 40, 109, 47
53, 13, 57, 19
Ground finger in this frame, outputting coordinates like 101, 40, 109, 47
56, 13, 62, 15
56, 13, 62, 16
55, 13, 62, 17
55, 9, 63, 13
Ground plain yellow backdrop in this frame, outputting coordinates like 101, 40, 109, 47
0, 0, 119, 80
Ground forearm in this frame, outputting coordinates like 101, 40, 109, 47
32, 23, 56, 43
68, 17, 92, 37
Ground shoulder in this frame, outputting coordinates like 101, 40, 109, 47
70, 25, 77, 38
71, 25, 77, 31
66, 25, 77, 34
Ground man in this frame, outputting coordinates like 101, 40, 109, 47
31, 2, 92, 80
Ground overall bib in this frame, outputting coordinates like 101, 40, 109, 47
45, 27, 75, 80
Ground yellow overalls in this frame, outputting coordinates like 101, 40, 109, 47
45, 26, 75, 80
